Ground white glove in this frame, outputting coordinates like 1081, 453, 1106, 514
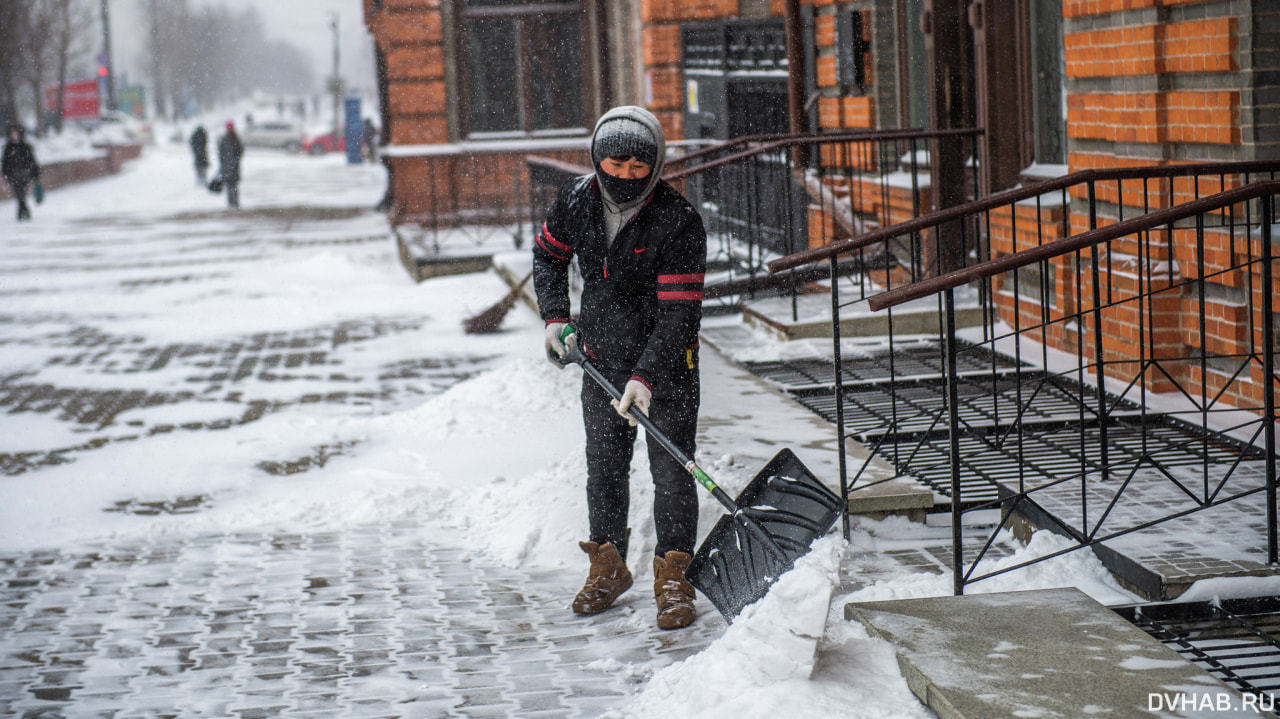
545, 322, 574, 368
612, 379, 652, 426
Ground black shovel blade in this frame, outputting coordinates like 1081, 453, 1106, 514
686, 448, 842, 621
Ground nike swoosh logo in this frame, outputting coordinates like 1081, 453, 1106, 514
634, 248, 648, 253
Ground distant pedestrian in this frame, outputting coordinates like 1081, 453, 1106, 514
363, 118, 378, 163
189, 125, 209, 186
2, 126, 40, 222
217, 122, 243, 209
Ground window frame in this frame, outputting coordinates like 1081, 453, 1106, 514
453, 0, 597, 139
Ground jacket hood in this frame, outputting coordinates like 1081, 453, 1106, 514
591, 106, 666, 211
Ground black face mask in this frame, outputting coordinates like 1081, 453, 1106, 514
597, 171, 649, 204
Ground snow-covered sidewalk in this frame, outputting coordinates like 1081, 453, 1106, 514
1, 141, 1140, 718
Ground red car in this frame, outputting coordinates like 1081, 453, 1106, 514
301, 131, 346, 155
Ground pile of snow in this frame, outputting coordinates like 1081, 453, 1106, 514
608, 535, 930, 719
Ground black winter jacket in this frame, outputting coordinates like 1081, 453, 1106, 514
190, 128, 209, 167
2, 140, 39, 186
218, 133, 242, 182
533, 175, 706, 393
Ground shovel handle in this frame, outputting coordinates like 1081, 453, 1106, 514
559, 324, 741, 516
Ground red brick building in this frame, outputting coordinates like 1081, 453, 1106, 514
364, 0, 1277, 412
365, 0, 1275, 221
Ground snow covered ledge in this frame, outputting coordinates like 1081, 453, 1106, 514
847, 587, 1258, 719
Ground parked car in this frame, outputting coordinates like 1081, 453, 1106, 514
301, 130, 346, 155
91, 110, 154, 144
239, 121, 304, 152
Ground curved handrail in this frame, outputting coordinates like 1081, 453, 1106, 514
524, 128, 982, 181
663, 127, 982, 182
867, 179, 1280, 311
767, 160, 1280, 274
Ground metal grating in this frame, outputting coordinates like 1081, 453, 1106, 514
788, 372, 1145, 440
744, 341, 1025, 390
872, 418, 1262, 504
1116, 596, 1280, 697
738, 341, 1264, 507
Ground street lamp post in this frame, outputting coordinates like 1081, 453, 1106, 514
100, 0, 117, 111
330, 13, 341, 141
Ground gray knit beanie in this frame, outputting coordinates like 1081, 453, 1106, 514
591, 118, 657, 169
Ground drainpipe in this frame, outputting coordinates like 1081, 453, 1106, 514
783, 0, 809, 167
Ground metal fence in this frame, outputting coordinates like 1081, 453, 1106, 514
525, 128, 985, 314
769, 162, 1280, 596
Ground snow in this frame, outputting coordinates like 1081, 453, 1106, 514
1, 132, 1160, 718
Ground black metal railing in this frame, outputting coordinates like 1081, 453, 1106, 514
767, 162, 1280, 596
525, 128, 985, 313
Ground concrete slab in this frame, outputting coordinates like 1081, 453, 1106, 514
395, 230, 492, 281
847, 587, 1272, 719
395, 226, 521, 282
742, 288, 985, 340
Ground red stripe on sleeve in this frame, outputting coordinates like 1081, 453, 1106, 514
536, 235, 569, 261
540, 223, 571, 252
657, 291, 704, 301
657, 273, 705, 284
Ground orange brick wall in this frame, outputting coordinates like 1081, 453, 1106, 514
639, 0, 737, 141
1012, 0, 1265, 402
1064, 2, 1243, 174
812, 7, 875, 130
1066, 91, 1241, 146
366, 2, 447, 150
641, 0, 738, 23
389, 149, 590, 227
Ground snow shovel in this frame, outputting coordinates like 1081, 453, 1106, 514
557, 325, 842, 621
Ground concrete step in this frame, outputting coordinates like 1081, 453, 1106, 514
846, 587, 1272, 719
741, 292, 985, 340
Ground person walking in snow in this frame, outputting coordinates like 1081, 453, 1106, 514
2, 126, 40, 222
534, 106, 707, 630
362, 118, 378, 163
217, 122, 243, 209
189, 125, 210, 186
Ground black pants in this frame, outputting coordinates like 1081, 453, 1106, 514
582, 360, 699, 560
225, 180, 239, 209
9, 181, 29, 220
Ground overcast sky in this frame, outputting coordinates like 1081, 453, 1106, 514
108, 0, 377, 97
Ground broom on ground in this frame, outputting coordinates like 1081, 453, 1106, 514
463, 272, 533, 334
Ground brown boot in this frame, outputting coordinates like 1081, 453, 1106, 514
572, 541, 633, 615
653, 551, 696, 630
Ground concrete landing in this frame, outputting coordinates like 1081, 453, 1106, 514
395, 226, 524, 282
847, 587, 1273, 719
742, 288, 985, 340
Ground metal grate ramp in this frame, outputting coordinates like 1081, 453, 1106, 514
743, 340, 1024, 390
874, 417, 1263, 504
1116, 596, 1280, 700
787, 372, 1145, 440
737, 341, 1264, 507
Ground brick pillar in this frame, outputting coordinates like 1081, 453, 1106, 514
1063, 0, 1255, 172
639, 0, 739, 140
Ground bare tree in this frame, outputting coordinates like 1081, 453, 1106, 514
19, 0, 57, 134
137, 0, 316, 119
0, 1, 29, 128
49, 0, 96, 132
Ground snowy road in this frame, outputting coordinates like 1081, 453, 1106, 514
0, 144, 730, 717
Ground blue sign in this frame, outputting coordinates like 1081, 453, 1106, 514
344, 98, 363, 165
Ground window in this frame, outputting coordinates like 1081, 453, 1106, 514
1029, 0, 1066, 164
897, 0, 929, 129
458, 0, 590, 136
